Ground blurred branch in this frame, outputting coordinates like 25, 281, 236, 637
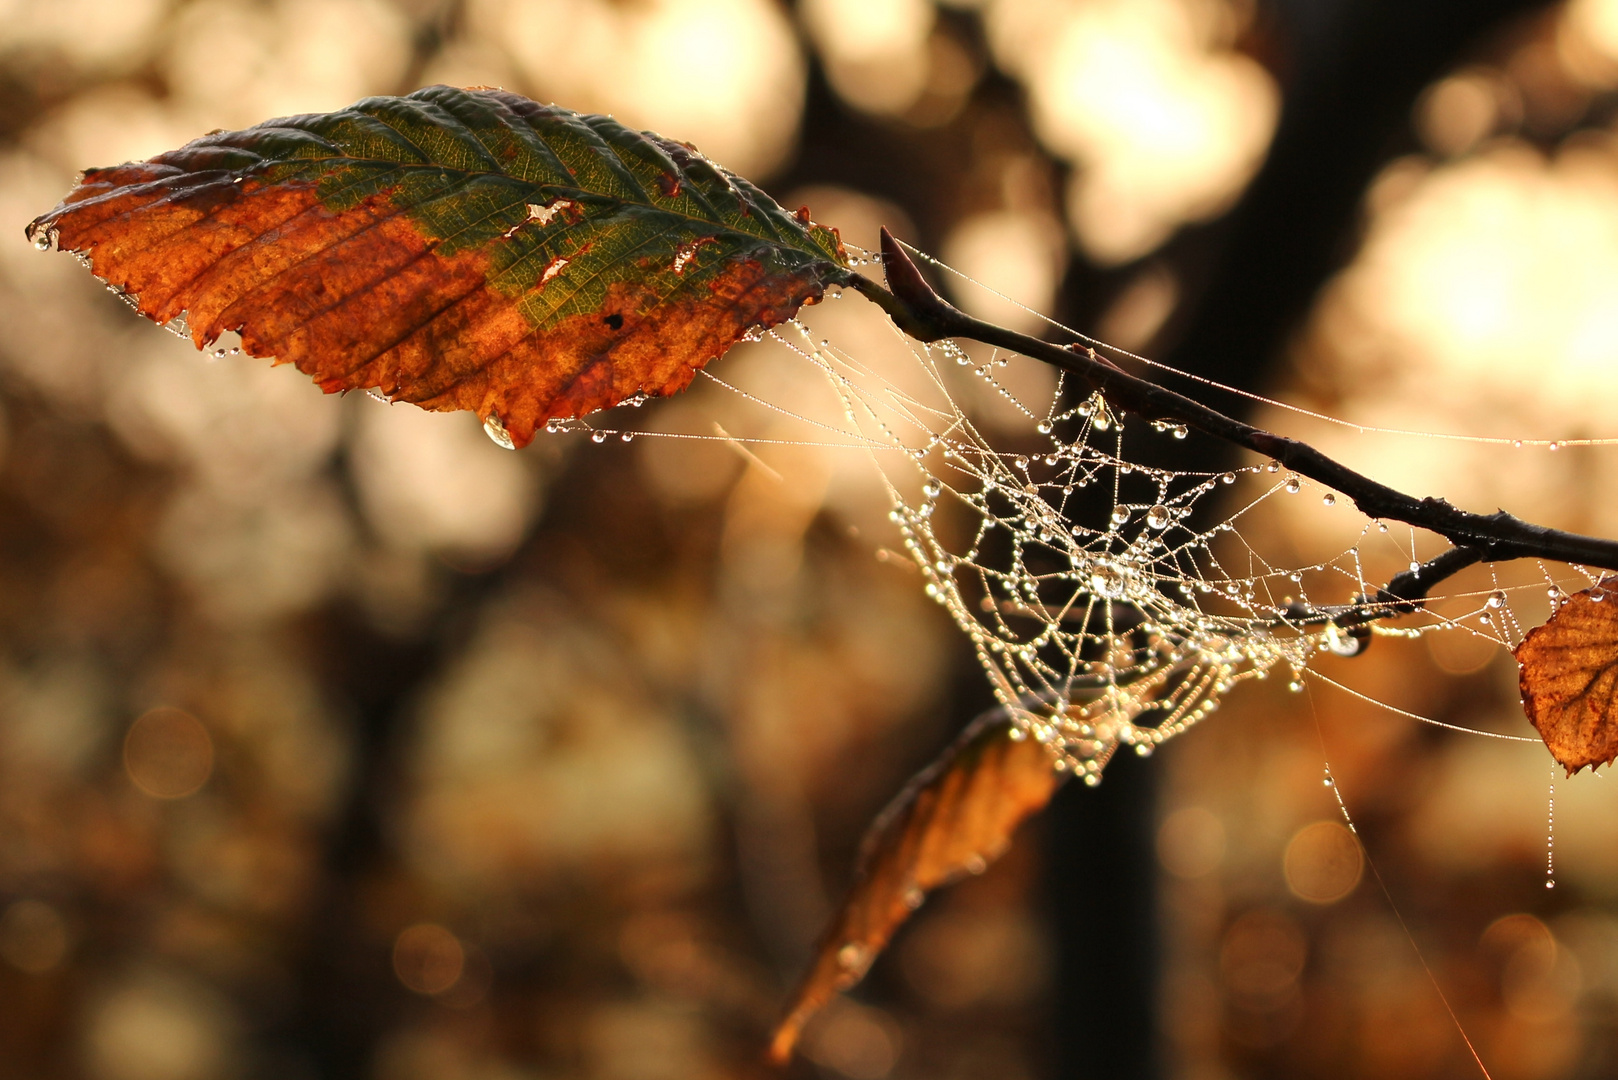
852, 227, 1618, 612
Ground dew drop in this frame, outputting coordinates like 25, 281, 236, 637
1265, 461, 1281, 473
1549, 441, 1561, 451
1172, 425, 1188, 440
591, 431, 608, 443
1487, 589, 1506, 608
1220, 472, 1235, 484
483, 414, 517, 450
1284, 476, 1301, 494
33, 234, 51, 251
1037, 421, 1053, 434
1513, 439, 1523, 448
620, 432, 635, 442
1146, 505, 1171, 530
1322, 493, 1336, 506
1090, 565, 1126, 598
212, 347, 228, 359
1111, 505, 1130, 526
923, 479, 943, 498
837, 942, 872, 971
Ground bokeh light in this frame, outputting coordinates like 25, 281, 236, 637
123, 708, 213, 800
1282, 820, 1363, 904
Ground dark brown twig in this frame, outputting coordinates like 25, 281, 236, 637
850, 228, 1618, 614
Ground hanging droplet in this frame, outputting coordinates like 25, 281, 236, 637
212, 347, 228, 359
1284, 476, 1301, 494
923, 479, 943, 498
620, 432, 635, 442
1321, 493, 1336, 506
590, 431, 608, 443
1172, 425, 1188, 440
32, 233, 51, 251
1549, 441, 1561, 451
1111, 505, 1130, 526
483, 414, 517, 450
1146, 505, 1171, 529
1487, 589, 1506, 608
1220, 472, 1235, 484
1090, 565, 1127, 598
1037, 421, 1053, 434
1265, 461, 1281, 473
1546, 765, 1557, 891
1512, 439, 1523, 448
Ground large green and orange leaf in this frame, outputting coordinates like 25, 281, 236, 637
768, 714, 1062, 1064
26, 85, 850, 448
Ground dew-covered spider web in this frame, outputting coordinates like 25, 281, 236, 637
538, 242, 1618, 781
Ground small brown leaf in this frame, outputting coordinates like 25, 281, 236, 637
768, 714, 1061, 1064
1515, 577, 1618, 775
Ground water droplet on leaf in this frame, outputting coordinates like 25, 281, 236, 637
483, 414, 516, 449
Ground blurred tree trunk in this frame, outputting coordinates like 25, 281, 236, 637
1047, 1, 1553, 1078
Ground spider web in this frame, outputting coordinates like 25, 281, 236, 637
551, 247, 1603, 779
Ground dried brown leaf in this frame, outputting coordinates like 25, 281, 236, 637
767, 714, 1061, 1064
1515, 577, 1618, 775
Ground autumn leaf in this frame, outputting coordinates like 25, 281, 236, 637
768, 714, 1062, 1064
1515, 578, 1618, 775
26, 85, 850, 448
